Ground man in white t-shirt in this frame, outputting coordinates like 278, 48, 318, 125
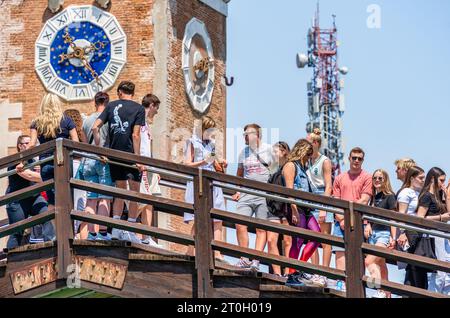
139, 94, 161, 248
232, 124, 276, 271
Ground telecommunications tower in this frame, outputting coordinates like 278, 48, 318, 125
297, 4, 348, 175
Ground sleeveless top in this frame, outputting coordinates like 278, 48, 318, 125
184, 135, 215, 172
307, 154, 328, 191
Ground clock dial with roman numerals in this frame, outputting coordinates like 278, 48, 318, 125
35, 5, 127, 101
182, 18, 215, 114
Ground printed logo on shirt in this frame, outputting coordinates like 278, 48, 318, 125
111, 104, 129, 134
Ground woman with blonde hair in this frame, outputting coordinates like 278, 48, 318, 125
30, 93, 79, 210
364, 169, 397, 298
183, 116, 227, 261
306, 128, 333, 287
282, 139, 320, 287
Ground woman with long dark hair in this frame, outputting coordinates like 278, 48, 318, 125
405, 168, 450, 290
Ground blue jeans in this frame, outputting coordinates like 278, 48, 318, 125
368, 229, 390, 246
6, 195, 55, 249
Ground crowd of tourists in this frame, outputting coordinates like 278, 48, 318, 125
4, 80, 449, 297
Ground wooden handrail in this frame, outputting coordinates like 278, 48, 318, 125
0, 210, 55, 239
212, 240, 346, 280
0, 142, 55, 170
362, 243, 450, 273
210, 208, 345, 247
362, 276, 450, 298
70, 178, 194, 215
71, 211, 195, 246
0, 179, 54, 207
63, 139, 199, 177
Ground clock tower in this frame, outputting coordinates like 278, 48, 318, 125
0, 0, 229, 251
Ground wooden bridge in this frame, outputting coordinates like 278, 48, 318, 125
0, 139, 449, 298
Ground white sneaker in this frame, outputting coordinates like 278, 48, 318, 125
311, 274, 327, 287
250, 260, 260, 272
142, 237, 164, 249
235, 257, 252, 269
372, 290, 388, 298
121, 231, 142, 244
111, 228, 123, 240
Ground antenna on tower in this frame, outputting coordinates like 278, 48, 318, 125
296, 4, 348, 176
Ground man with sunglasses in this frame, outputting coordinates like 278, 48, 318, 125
331, 147, 373, 292
232, 124, 276, 271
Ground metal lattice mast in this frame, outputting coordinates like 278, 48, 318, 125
297, 3, 347, 175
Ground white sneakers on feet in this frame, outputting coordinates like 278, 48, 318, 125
372, 290, 388, 298
111, 228, 123, 240
121, 230, 142, 244
311, 274, 327, 287
142, 237, 164, 249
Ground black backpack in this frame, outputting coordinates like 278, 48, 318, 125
266, 163, 297, 218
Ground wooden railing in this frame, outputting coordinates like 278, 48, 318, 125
1, 139, 450, 298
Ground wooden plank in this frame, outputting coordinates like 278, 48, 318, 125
0, 142, 55, 170
9, 258, 57, 295
70, 178, 194, 215
362, 276, 449, 298
362, 243, 450, 273
344, 203, 366, 298
211, 208, 345, 247
0, 180, 54, 207
63, 139, 198, 177
356, 204, 450, 233
71, 211, 195, 246
7, 241, 55, 254
53, 140, 74, 280
0, 218, 8, 228
212, 240, 346, 280
193, 175, 214, 298
202, 169, 350, 209
0, 211, 55, 240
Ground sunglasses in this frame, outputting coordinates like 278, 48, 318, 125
373, 176, 384, 182
351, 156, 364, 162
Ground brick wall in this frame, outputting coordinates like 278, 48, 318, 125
0, 0, 227, 252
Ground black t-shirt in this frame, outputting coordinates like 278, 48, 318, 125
418, 192, 444, 217
6, 159, 35, 194
98, 99, 145, 154
30, 116, 76, 159
371, 192, 397, 232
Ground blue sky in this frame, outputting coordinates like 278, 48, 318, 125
224, 0, 450, 292
226, 0, 450, 190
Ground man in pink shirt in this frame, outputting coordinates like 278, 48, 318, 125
331, 147, 372, 291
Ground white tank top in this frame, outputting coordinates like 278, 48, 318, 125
307, 154, 328, 190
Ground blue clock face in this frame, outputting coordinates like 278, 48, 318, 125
50, 22, 111, 85
35, 5, 127, 101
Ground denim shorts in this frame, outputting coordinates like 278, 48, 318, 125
80, 159, 113, 200
368, 229, 391, 246
332, 220, 345, 252
311, 187, 334, 224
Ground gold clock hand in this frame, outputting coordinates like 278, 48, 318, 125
59, 52, 77, 63
84, 41, 108, 55
80, 56, 103, 89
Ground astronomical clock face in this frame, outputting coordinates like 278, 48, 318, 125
182, 18, 215, 114
35, 5, 127, 101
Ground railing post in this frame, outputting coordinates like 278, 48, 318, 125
54, 139, 74, 280
193, 171, 214, 298
344, 201, 366, 298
